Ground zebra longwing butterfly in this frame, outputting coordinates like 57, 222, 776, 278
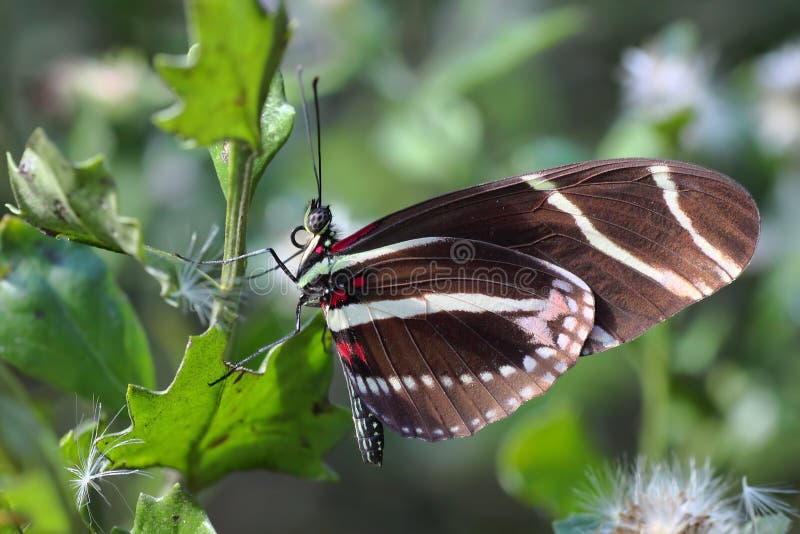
211, 78, 759, 466
238, 157, 758, 466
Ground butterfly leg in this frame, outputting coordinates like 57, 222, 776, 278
209, 297, 307, 386
320, 322, 331, 351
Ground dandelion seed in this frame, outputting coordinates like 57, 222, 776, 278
740, 476, 797, 526
167, 225, 229, 324
65, 402, 146, 524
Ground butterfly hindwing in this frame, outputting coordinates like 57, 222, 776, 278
323, 238, 595, 441
329, 159, 760, 354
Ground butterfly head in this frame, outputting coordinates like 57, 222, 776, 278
303, 200, 332, 235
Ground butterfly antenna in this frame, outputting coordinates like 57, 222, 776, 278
312, 76, 323, 205
297, 66, 322, 206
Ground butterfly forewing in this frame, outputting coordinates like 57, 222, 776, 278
327, 159, 759, 354
324, 238, 595, 441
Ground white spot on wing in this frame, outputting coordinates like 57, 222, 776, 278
433, 428, 444, 437
356, 375, 367, 395
506, 397, 520, 408
366, 377, 379, 395
389, 376, 402, 392
536, 347, 556, 359
589, 325, 619, 348
520, 386, 535, 399
460, 374, 474, 385
523, 355, 537, 372
499, 365, 517, 377
541, 372, 556, 384
441, 375, 454, 388
485, 409, 497, 419
553, 280, 574, 292
470, 418, 481, 428
554, 360, 568, 373
421, 374, 434, 388
377, 377, 390, 395
402, 375, 417, 391
566, 297, 578, 313
479, 372, 493, 383
557, 333, 570, 350
450, 425, 462, 434
564, 316, 578, 331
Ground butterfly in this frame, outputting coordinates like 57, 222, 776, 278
208, 80, 760, 466
217, 157, 760, 466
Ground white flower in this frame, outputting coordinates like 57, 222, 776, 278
619, 25, 736, 152
65, 402, 145, 523
621, 46, 712, 120
754, 39, 800, 152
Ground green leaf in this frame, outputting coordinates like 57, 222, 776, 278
129, 484, 216, 534
154, 0, 289, 148
6, 129, 144, 257
421, 7, 585, 95
0, 493, 24, 534
0, 216, 154, 408
497, 404, 604, 517
99, 315, 351, 489
0, 394, 81, 533
209, 73, 295, 201
552, 514, 602, 534
0, 470, 72, 534
5, 128, 186, 301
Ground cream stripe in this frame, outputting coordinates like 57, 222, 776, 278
298, 237, 446, 288
327, 292, 547, 333
650, 166, 739, 283
534, 180, 703, 300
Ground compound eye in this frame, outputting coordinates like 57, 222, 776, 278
305, 206, 332, 234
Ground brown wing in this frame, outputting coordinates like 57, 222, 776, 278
330, 159, 760, 354
323, 238, 595, 441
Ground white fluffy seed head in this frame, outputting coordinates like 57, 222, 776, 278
575, 458, 795, 533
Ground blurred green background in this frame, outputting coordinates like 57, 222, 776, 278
2, 0, 800, 532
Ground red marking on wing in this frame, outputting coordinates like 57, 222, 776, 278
330, 288, 348, 307
336, 340, 367, 366
315, 245, 323, 254
352, 275, 365, 288
336, 340, 353, 365
352, 342, 366, 364
330, 222, 378, 254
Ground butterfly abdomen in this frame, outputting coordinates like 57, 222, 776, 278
343, 368, 384, 465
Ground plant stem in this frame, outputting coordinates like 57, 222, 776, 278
212, 140, 255, 327
637, 322, 671, 458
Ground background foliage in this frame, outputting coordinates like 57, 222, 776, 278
1, 0, 799, 532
